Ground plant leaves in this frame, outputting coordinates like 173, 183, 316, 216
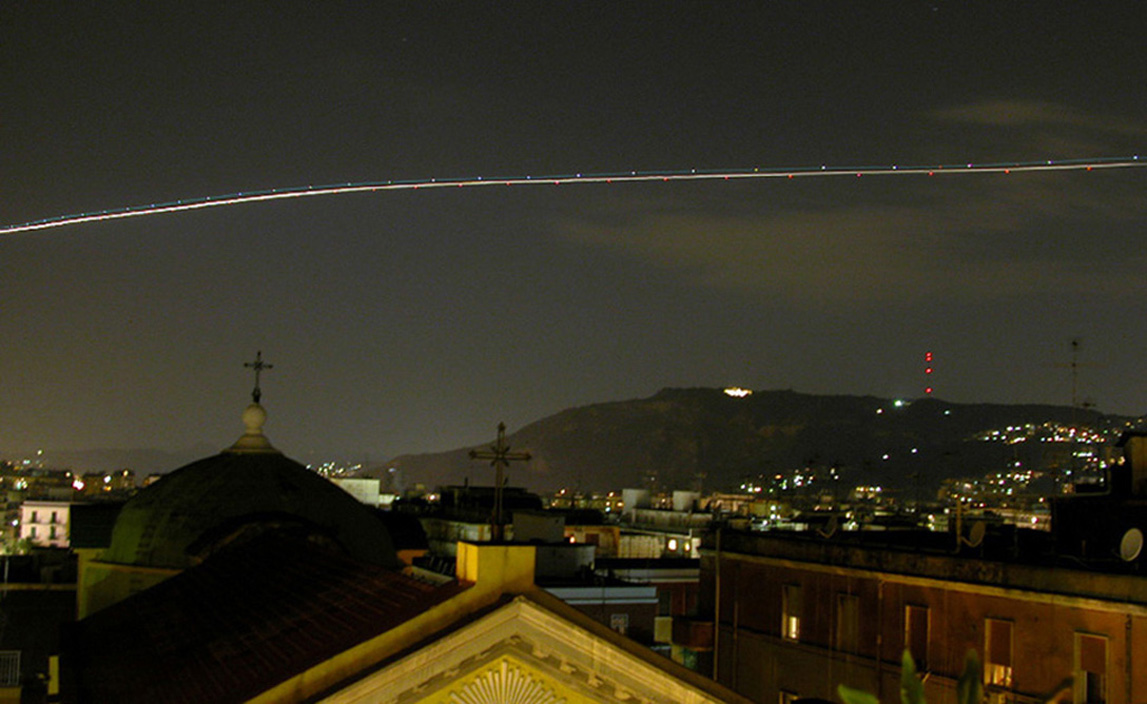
957, 650, 983, 704
839, 684, 881, 704
901, 649, 926, 704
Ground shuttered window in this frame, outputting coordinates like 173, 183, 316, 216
905, 605, 929, 670
782, 584, 802, 641
1076, 633, 1107, 704
985, 619, 1013, 688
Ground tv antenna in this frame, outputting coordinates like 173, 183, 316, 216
1051, 338, 1103, 410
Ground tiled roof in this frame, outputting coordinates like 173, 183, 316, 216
64, 532, 468, 703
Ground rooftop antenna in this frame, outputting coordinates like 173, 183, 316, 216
1049, 338, 1106, 409
1068, 338, 1082, 410
1050, 339, 1105, 483
923, 351, 935, 397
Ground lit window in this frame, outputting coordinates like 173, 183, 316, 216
782, 584, 802, 641
985, 619, 1013, 688
1076, 633, 1107, 704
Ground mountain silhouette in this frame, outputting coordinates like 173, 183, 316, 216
373, 388, 1137, 495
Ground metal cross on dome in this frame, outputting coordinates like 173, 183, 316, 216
469, 422, 531, 542
244, 351, 273, 404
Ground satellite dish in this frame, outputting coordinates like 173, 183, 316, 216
817, 515, 839, 539
968, 521, 986, 547
958, 521, 986, 549
1119, 528, 1143, 562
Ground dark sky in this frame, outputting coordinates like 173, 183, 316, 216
2, 2, 1144, 467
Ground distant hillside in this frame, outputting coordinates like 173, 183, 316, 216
373, 388, 1140, 494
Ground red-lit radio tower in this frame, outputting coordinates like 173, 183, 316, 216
924, 351, 934, 397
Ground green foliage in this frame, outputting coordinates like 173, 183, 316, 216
956, 650, 983, 704
838, 685, 881, 704
900, 650, 925, 704
837, 649, 984, 704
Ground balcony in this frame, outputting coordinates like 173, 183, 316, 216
0, 650, 19, 687
671, 616, 713, 650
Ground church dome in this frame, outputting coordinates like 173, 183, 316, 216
102, 403, 399, 570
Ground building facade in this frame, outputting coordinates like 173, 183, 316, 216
670, 431, 1147, 704
18, 501, 71, 548
693, 530, 1144, 704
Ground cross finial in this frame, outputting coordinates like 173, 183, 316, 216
469, 422, 532, 542
244, 351, 273, 404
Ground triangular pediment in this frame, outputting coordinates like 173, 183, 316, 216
320, 595, 736, 704
418, 653, 583, 703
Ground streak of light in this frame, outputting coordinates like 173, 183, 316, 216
2, 156, 1142, 235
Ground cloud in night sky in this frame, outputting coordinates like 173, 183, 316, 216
559, 102, 1146, 306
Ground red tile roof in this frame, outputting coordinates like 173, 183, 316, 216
64, 532, 468, 703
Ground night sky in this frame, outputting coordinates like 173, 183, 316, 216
2, 3, 1144, 469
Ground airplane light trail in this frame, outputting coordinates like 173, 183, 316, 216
2, 156, 1141, 235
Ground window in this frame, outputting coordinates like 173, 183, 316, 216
985, 619, 1013, 688
49, 526, 57, 540
29, 511, 38, 524
1076, 633, 1107, 704
905, 605, 930, 670
782, 584, 802, 641
50, 512, 57, 524
836, 594, 860, 653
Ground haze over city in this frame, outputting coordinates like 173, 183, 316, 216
2, 2, 1144, 466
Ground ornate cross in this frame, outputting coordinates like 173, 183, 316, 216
244, 351, 274, 403
469, 422, 531, 542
